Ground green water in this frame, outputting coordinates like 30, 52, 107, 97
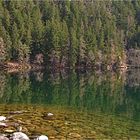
0, 70, 140, 139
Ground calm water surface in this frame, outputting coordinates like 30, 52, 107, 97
0, 69, 140, 139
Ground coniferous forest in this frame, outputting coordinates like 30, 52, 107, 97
0, 0, 140, 69
0, 1, 140, 139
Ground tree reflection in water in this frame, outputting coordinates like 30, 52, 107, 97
0, 69, 139, 121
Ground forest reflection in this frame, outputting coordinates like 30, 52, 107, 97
0, 69, 139, 121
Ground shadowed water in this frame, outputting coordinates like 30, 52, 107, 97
0, 69, 140, 139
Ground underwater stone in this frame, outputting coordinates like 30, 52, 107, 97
9, 111, 27, 115
0, 116, 6, 121
4, 129, 15, 133
10, 132, 30, 140
47, 113, 53, 116
42, 112, 54, 120
36, 135, 48, 140
68, 132, 81, 138
0, 136, 9, 140
0, 122, 7, 127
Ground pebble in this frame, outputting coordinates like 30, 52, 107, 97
4, 129, 15, 133
0, 116, 6, 121
36, 135, 48, 140
0, 136, 9, 140
47, 113, 53, 116
42, 112, 54, 120
9, 111, 27, 115
11, 132, 30, 140
0, 122, 8, 127
68, 132, 81, 138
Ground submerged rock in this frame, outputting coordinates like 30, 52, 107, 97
68, 132, 81, 138
4, 129, 15, 133
9, 111, 28, 115
47, 113, 53, 117
36, 135, 48, 140
0, 116, 6, 121
10, 132, 29, 140
0, 136, 9, 140
42, 112, 54, 120
0, 122, 7, 127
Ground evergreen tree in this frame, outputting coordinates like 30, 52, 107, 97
0, 0, 139, 68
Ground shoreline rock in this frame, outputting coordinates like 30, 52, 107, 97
10, 132, 30, 140
0, 136, 9, 140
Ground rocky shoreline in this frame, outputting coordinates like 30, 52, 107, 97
0, 112, 49, 140
0, 61, 128, 74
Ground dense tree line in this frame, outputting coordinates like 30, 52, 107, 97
0, 0, 140, 68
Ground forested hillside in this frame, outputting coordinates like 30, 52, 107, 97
0, 0, 140, 69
